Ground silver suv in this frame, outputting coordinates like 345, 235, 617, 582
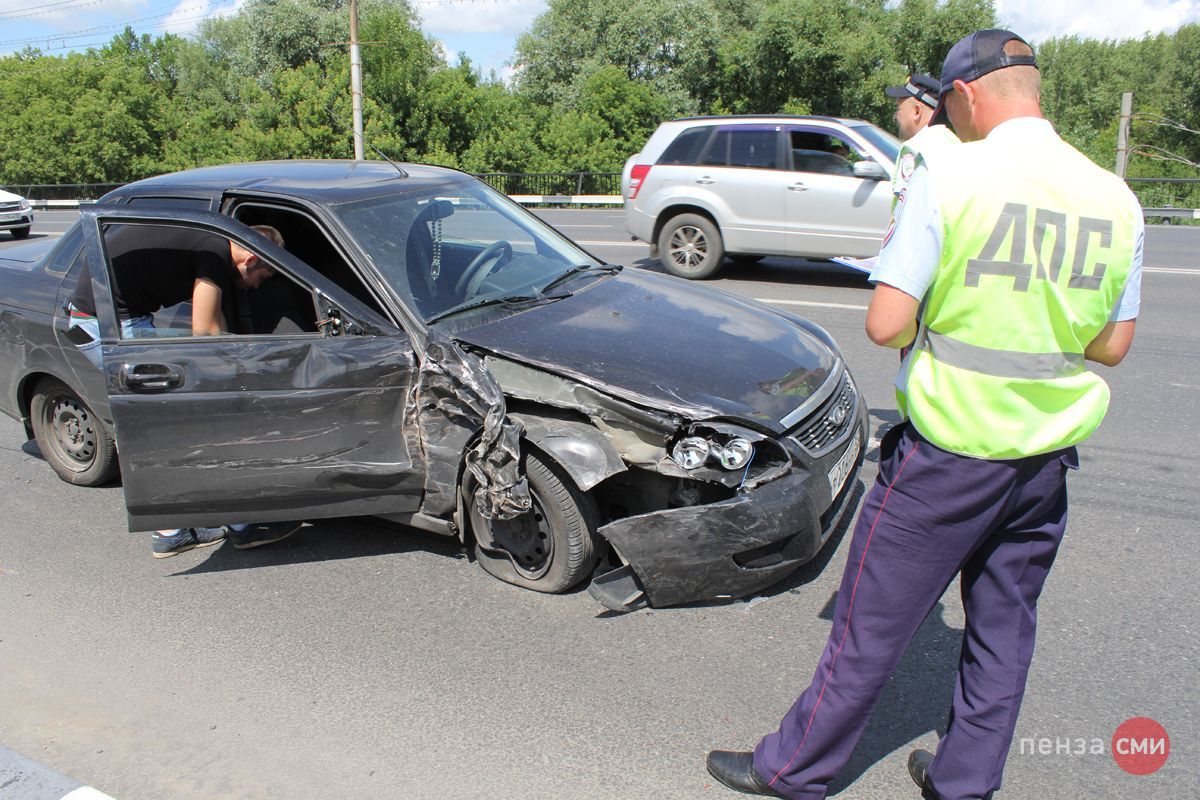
622, 116, 901, 279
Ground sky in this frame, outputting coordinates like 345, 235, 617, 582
1, 0, 1198, 81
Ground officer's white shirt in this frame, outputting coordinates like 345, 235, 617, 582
870, 116, 1143, 322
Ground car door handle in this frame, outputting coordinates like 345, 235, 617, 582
694, 177, 715, 185
121, 363, 184, 392
788, 183, 809, 192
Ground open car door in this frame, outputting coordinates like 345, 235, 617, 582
77, 206, 425, 532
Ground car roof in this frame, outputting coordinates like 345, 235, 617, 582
103, 160, 474, 204
664, 114, 862, 126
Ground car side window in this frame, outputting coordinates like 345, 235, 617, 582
230, 202, 389, 321
788, 130, 861, 177
700, 128, 779, 170
96, 222, 318, 340
658, 127, 713, 166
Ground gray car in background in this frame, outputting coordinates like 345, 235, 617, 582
622, 115, 901, 279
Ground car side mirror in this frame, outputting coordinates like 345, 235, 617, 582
853, 160, 888, 181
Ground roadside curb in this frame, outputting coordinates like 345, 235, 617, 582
0, 747, 116, 800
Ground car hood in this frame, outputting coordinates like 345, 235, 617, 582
0, 189, 22, 203
455, 269, 838, 434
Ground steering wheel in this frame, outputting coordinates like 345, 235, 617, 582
455, 240, 513, 297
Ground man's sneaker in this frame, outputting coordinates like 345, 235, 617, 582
152, 527, 227, 558
229, 521, 303, 550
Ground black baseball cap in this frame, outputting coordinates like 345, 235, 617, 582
884, 74, 940, 110
931, 29, 1038, 124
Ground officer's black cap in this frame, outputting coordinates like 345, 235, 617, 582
931, 29, 1038, 124
884, 74, 940, 110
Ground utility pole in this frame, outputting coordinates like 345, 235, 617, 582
349, 0, 364, 160
1115, 91, 1132, 178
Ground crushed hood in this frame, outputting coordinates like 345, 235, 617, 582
454, 269, 838, 434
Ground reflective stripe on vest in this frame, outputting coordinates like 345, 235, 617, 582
918, 329, 1085, 380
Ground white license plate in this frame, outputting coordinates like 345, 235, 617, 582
0, 213, 20, 222
827, 437, 861, 498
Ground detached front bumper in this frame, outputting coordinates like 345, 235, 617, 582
590, 421, 866, 610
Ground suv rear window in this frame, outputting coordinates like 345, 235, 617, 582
658, 127, 712, 166
700, 127, 779, 169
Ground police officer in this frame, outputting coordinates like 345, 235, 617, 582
885, 73, 961, 198
706, 28, 1142, 800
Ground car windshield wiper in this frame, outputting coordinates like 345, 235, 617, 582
540, 263, 621, 294
426, 292, 565, 325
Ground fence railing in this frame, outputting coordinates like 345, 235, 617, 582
2, 173, 624, 203
1126, 177, 1200, 220
5, 173, 1196, 219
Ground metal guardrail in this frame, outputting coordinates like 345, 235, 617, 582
2, 174, 627, 208
5, 173, 1196, 217
1126, 177, 1200, 220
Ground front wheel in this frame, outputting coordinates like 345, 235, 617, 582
470, 449, 601, 594
9, 226, 30, 239
30, 377, 119, 486
657, 213, 724, 279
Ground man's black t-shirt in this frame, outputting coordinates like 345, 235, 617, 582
70, 225, 234, 318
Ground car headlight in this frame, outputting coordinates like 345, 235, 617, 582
19, 199, 30, 211
716, 438, 754, 470
670, 436, 710, 470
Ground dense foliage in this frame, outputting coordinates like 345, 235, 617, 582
0, 0, 1196, 190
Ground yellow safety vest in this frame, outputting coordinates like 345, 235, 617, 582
903, 122, 1139, 458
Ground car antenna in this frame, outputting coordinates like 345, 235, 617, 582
324, 105, 408, 178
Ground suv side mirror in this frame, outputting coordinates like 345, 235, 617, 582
852, 160, 888, 181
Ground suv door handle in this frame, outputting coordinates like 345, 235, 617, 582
788, 182, 808, 192
121, 363, 184, 392
694, 177, 715, 185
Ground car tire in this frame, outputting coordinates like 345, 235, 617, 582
30, 377, 119, 486
10, 226, 31, 239
657, 213, 724, 280
470, 449, 601, 594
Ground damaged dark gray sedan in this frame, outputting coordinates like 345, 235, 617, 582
0, 161, 866, 611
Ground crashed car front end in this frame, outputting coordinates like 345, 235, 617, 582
483, 353, 867, 611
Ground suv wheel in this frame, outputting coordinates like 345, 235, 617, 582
658, 214, 724, 280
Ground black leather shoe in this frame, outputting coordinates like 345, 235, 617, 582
706, 750, 785, 797
907, 749, 938, 799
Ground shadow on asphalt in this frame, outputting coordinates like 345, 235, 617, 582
168, 517, 465, 575
630, 256, 875, 291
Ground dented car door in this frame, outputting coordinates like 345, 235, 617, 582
76, 207, 424, 532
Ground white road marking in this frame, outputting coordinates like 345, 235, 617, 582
758, 298, 869, 311
554, 224, 612, 228
577, 240, 646, 247
62, 788, 118, 800
1145, 267, 1200, 275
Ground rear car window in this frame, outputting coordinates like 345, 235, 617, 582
657, 127, 713, 166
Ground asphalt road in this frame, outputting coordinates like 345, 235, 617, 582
1, 210, 1197, 799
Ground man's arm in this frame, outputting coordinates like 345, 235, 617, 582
866, 284, 920, 347
866, 162, 941, 348
1084, 319, 1136, 367
191, 278, 226, 336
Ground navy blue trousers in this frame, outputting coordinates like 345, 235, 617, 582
754, 422, 1076, 800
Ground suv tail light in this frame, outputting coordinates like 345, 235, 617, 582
628, 164, 652, 199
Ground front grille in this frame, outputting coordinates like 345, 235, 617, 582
0, 201, 20, 212
791, 372, 856, 455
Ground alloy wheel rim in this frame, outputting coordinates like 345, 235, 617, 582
668, 225, 709, 269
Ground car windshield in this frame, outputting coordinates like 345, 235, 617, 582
333, 179, 603, 324
846, 122, 902, 165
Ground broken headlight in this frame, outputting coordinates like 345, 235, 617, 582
671, 436, 710, 470
670, 434, 755, 471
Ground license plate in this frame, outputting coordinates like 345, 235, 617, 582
0, 213, 19, 222
827, 436, 861, 498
